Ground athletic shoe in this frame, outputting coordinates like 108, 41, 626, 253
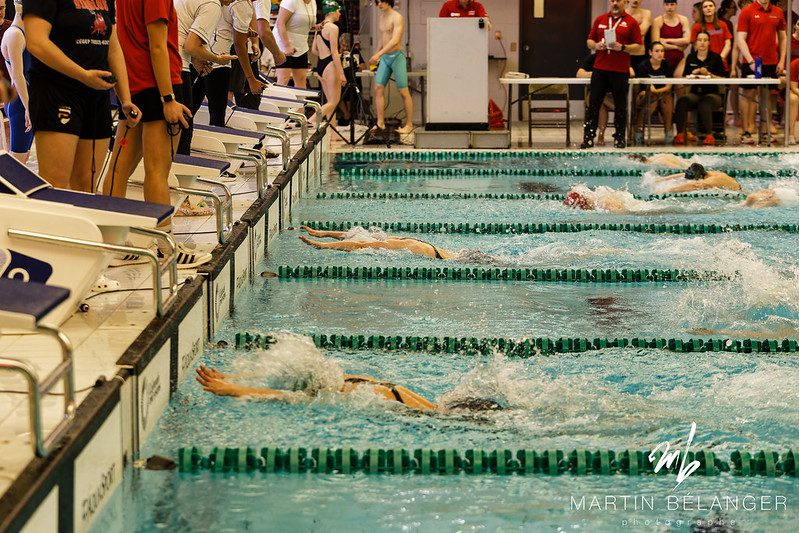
91, 274, 120, 292
175, 198, 215, 217
580, 139, 593, 149
673, 133, 686, 146
740, 131, 755, 145
702, 134, 716, 146
109, 251, 151, 267
614, 138, 626, 149
686, 132, 698, 143
664, 131, 674, 145
171, 243, 213, 270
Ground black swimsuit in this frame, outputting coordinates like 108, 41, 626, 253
316, 26, 334, 76
394, 237, 446, 259
344, 377, 406, 404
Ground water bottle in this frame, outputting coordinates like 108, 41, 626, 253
754, 57, 762, 79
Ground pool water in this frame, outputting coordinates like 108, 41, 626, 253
92, 153, 799, 532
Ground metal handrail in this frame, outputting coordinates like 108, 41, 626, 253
286, 111, 309, 147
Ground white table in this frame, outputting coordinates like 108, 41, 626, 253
633, 77, 781, 145
499, 77, 591, 146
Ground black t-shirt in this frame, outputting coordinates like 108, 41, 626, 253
23, 0, 115, 88
634, 57, 673, 89
682, 51, 728, 95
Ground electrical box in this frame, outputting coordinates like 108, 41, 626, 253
426, 17, 489, 130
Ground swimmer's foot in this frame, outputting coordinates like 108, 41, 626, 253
300, 225, 324, 237
397, 124, 414, 135
299, 235, 324, 249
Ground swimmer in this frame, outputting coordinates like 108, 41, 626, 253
196, 365, 504, 413
299, 226, 456, 260
656, 163, 741, 192
628, 153, 691, 169
740, 187, 799, 208
563, 185, 636, 212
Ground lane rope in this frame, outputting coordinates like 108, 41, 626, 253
336, 167, 787, 179
315, 192, 747, 201
335, 150, 787, 163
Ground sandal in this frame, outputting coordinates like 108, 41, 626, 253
92, 274, 120, 292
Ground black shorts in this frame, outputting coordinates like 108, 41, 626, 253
739, 62, 778, 81
29, 79, 112, 139
278, 52, 308, 69
119, 84, 184, 123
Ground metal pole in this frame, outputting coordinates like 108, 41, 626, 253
786, 0, 792, 147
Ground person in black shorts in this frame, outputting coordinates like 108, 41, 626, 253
24, 0, 141, 191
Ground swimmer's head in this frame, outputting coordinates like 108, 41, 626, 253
628, 154, 648, 163
444, 397, 505, 412
684, 163, 707, 181
563, 190, 592, 210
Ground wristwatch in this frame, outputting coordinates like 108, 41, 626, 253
621, 44, 626, 52
160, 93, 175, 104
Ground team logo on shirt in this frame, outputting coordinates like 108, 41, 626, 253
57, 106, 72, 125
91, 12, 107, 35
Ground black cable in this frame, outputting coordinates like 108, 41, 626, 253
81, 280, 188, 299
108, 123, 132, 197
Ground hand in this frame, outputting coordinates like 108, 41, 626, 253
24, 109, 31, 132
283, 44, 296, 57
250, 45, 261, 61
247, 76, 267, 94
776, 62, 785, 76
196, 366, 239, 396
369, 53, 381, 66
164, 100, 191, 128
191, 58, 213, 76
82, 69, 115, 90
596, 40, 607, 51
121, 101, 142, 127
610, 42, 623, 52
215, 53, 238, 65
197, 364, 226, 380
311, 23, 323, 31
273, 50, 287, 66
340, 71, 347, 86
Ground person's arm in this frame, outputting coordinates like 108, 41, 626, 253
24, 15, 114, 90
146, 20, 191, 126
195, 366, 296, 399
651, 16, 662, 43
673, 57, 686, 78
777, 30, 787, 75
575, 67, 591, 78
736, 10, 755, 68
639, 10, 652, 36
234, 27, 265, 93
107, 26, 141, 127
674, 15, 692, 48
275, 6, 295, 56
667, 181, 704, 192
256, 16, 286, 65
720, 36, 732, 63
4, 30, 29, 122
792, 79, 799, 97
184, 32, 236, 65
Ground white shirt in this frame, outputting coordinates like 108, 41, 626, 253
275, 0, 316, 57
254, 0, 271, 20
210, 0, 254, 70
175, 0, 223, 71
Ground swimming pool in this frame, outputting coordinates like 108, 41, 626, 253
91, 152, 799, 532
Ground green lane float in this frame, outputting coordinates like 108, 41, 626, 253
315, 192, 747, 201
301, 220, 799, 235
178, 446, 797, 476
233, 332, 799, 355
335, 150, 786, 163
275, 265, 728, 283
336, 166, 790, 179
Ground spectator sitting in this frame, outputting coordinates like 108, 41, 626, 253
673, 31, 728, 146
633, 42, 674, 146
691, 1, 732, 70
787, 57, 799, 144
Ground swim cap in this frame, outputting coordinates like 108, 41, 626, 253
684, 163, 707, 181
323, 0, 340, 14
563, 191, 592, 210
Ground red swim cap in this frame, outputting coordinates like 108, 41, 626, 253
564, 191, 592, 210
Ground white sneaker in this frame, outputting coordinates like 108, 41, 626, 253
109, 251, 151, 267
172, 243, 213, 270
91, 274, 120, 292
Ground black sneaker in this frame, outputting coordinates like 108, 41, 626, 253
614, 138, 626, 149
580, 139, 594, 149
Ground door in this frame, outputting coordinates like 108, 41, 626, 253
518, 0, 591, 117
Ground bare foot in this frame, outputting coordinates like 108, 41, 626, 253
397, 124, 414, 135
300, 225, 323, 237
299, 235, 323, 249
376, 122, 385, 130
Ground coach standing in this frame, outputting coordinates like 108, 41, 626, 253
582, 0, 643, 149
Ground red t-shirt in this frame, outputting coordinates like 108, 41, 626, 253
439, 0, 487, 18
117, 0, 182, 95
691, 22, 732, 59
587, 12, 642, 73
791, 34, 799, 60
737, 2, 786, 66
791, 58, 799, 83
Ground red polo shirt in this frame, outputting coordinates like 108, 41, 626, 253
791, 58, 799, 83
737, 2, 786, 66
587, 12, 642, 73
439, 0, 488, 18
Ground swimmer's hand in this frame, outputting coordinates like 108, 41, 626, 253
196, 365, 240, 396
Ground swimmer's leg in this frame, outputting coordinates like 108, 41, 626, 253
299, 235, 388, 252
393, 386, 436, 411
301, 226, 348, 239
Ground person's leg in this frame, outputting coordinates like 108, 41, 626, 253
290, 68, 307, 89
697, 94, 722, 135
319, 63, 341, 121
397, 88, 414, 133
299, 235, 387, 251
6, 99, 32, 163
34, 132, 80, 188
582, 70, 609, 146
674, 94, 692, 136
176, 70, 194, 155
789, 92, 799, 141
597, 98, 611, 146
740, 88, 756, 134
661, 92, 674, 133
374, 84, 386, 129
141, 119, 175, 208
276, 66, 291, 86
102, 120, 144, 198
609, 71, 629, 145
206, 67, 231, 127
70, 138, 110, 193
301, 226, 348, 239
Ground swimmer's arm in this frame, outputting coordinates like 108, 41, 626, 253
666, 182, 703, 192
195, 366, 295, 399
343, 374, 379, 382
655, 172, 685, 183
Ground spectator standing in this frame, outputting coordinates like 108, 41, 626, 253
581, 0, 643, 149
371, 0, 413, 134
254, 0, 286, 67
275, 0, 317, 88
719, 0, 737, 35
673, 31, 728, 145
736, 0, 786, 144
1, 0, 33, 162
633, 41, 674, 145
626, 0, 651, 69
439, 0, 491, 27
652, 0, 691, 70
577, 53, 634, 147
24, 0, 141, 191
174, 0, 236, 154
692, 1, 732, 69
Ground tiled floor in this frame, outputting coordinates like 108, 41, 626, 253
0, 129, 313, 497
